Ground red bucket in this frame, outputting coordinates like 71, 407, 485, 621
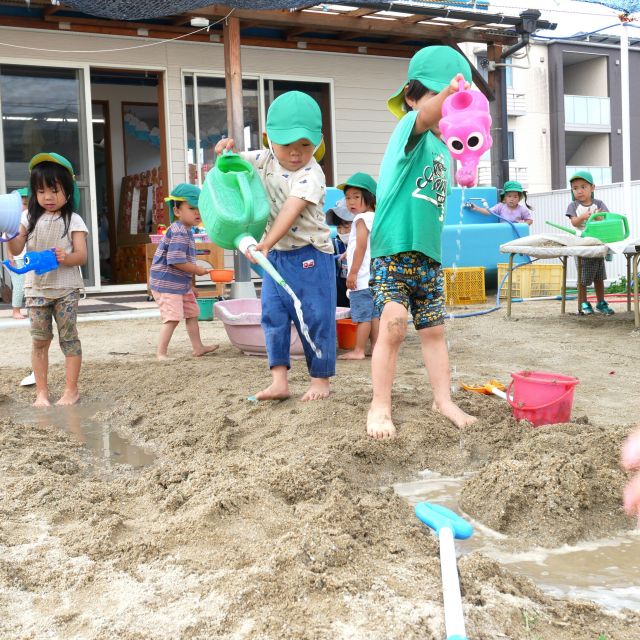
506, 370, 579, 427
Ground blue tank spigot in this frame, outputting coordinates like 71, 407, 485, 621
3, 248, 59, 275
464, 198, 489, 209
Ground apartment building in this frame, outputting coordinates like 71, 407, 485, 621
463, 35, 640, 194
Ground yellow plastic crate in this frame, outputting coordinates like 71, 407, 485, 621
497, 263, 564, 299
443, 267, 486, 305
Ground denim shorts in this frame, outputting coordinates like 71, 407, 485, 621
370, 251, 445, 330
349, 288, 380, 323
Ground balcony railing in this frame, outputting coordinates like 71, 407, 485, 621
564, 95, 610, 131
566, 165, 612, 187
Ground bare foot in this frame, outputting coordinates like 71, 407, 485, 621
433, 399, 477, 428
338, 350, 366, 360
301, 378, 330, 401
12, 310, 24, 320
33, 392, 52, 408
193, 344, 219, 357
367, 407, 397, 440
156, 353, 172, 361
56, 390, 80, 406
254, 382, 291, 401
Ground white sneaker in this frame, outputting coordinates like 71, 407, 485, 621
20, 372, 35, 386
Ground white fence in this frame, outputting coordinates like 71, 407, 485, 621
527, 181, 640, 285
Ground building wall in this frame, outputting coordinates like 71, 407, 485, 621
568, 133, 609, 166
564, 55, 608, 96
0, 26, 406, 190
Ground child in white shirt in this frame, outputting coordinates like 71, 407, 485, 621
338, 173, 379, 360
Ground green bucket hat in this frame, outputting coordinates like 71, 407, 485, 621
568, 170, 594, 200
388, 46, 472, 120
164, 183, 201, 222
28, 152, 81, 211
500, 180, 524, 196
17, 187, 28, 197
266, 91, 323, 147
337, 172, 378, 197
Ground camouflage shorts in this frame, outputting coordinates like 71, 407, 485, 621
26, 291, 82, 356
370, 251, 445, 330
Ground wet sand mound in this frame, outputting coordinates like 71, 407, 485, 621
2, 340, 640, 639
460, 422, 631, 546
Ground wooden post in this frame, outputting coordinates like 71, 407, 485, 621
224, 16, 245, 149
223, 16, 255, 297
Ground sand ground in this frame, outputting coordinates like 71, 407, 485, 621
1, 298, 639, 639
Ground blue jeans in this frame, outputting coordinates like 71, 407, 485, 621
261, 245, 336, 378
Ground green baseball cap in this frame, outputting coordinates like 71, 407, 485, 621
569, 170, 595, 200
164, 183, 201, 222
388, 46, 472, 120
500, 180, 524, 195
569, 170, 594, 186
266, 91, 323, 146
337, 172, 378, 197
28, 152, 81, 210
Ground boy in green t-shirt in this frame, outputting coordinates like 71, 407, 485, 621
368, 45, 477, 439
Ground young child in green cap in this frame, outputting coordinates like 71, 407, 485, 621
467, 180, 533, 225
368, 45, 477, 439
149, 183, 219, 359
337, 172, 380, 360
566, 171, 614, 316
215, 91, 336, 401
7, 154, 88, 407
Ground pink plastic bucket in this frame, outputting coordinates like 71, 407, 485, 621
506, 370, 579, 427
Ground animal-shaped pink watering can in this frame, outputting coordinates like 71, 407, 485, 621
439, 80, 493, 188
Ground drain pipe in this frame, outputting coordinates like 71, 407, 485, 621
495, 9, 542, 185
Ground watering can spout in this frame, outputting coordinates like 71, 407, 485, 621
3, 260, 30, 275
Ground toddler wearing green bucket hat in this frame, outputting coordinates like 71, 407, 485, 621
214, 90, 336, 402
151, 182, 219, 359
6, 151, 89, 407
467, 179, 533, 225
336, 172, 380, 361
566, 171, 614, 316
368, 45, 477, 439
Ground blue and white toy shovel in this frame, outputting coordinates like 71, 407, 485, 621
415, 502, 474, 640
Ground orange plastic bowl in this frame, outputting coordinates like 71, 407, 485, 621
209, 269, 234, 283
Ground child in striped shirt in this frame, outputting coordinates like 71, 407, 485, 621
149, 184, 218, 360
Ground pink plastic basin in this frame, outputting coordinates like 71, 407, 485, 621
214, 298, 304, 357
214, 299, 351, 357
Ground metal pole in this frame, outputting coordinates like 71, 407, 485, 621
620, 21, 633, 237
224, 16, 256, 299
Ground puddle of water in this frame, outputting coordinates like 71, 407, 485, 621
8, 401, 155, 470
395, 471, 640, 612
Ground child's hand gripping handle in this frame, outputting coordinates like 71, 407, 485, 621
236, 235, 285, 287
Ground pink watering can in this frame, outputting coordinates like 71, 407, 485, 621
439, 80, 493, 188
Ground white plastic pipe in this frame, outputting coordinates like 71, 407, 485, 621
438, 526, 467, 640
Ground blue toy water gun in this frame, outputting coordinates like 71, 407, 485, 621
3, 249, 59, 275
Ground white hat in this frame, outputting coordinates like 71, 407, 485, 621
326, 198, 354, 224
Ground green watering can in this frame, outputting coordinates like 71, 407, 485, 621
198, 151, 284, 286
546, 212, 629, 243
199, 151, 271, 251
